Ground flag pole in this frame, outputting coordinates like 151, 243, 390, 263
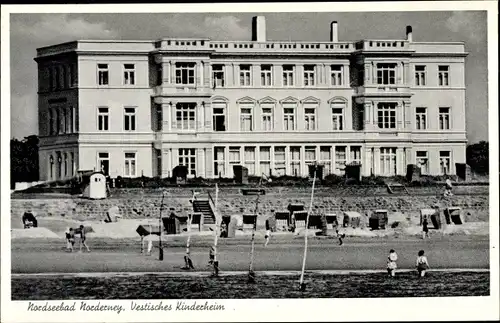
299, 164, 317, 291
158, 191, 165, 261
212, 183, 220, 276
248, 175, 264, 283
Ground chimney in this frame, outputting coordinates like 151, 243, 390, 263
252, 16, 266, 42
406, 25, 413, 42
330, 21, 338, 42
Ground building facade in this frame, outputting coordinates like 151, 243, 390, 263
35, 17, 467, 181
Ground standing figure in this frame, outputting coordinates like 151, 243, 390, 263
422, 217, 430, 239
387, 249, 398, 277
444, 178, 453, 197
336, 229, 345, 245
416, 250, 430, 277
78, 225, 90, 252
264, 229, 271, 247
208, 246, 215, 266
65, 228, 75, 252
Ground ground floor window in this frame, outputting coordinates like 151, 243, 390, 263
350, 146, 362, 165
320, 147, 331, 175
124, 152, 136, 177
179, 148, 196, 176
214, 147, 225, 177
440, 151, 451, 175
335, 146, 346, 174
274, 147, 286, 177
290, 147, 301, 177
416, 151, 428, 174
260, 147, 271, 176
98, 152, 109, 175
380, 148, 396, 176
244, 147, 255, 175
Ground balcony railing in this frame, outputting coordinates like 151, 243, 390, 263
355, 40, 410, 51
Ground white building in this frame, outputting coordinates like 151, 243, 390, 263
35, 17, 467, 181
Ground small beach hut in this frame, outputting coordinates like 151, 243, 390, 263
325, 213, 338, 230
82, 172, 107, 200
293, 211, 308, 229
369, 210, 389, 230
420, 209, 442, 229
343, 211, 362, 228
444, 207, 463, 225
275, 211, 291, 231
242, 214, 257, 232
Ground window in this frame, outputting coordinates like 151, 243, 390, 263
55, 66, 61, 90
49, 67, 55, 90
124, 152, 136, 177
416, 151, 428, 175
335, 146, 346, 174
155, 105, 162, 131
260, 147, 271, 176
331, 100, 346, 130
290, 147, 301, 177
98, 152, 110, 175
415, 107, 427, 130
229, 147, 241, 173
350, 146, 362, 165
304, 107, 316, 131
124, 107, 136, 131
415, 65, 426, 86
124, 64, 135, 85
156, 64, 163, 86
320, 147, 331, 175
214, 147, 226, 177
304, 65, 315, 86
212, 65, 225, 88
98, 107, 109, 131
274, 147, 286, 177
438, 65, 449, 86
244, 147, 256, 175
240, 106, 253, 131
283, 103, 296, 130
55, 109, 61, 134
380, 148, 397, 176
49, 155, 54, 180
377, 103, 397, 129
179, 148, 196, 176
261, 65, 272, 86
70, 63, 78, 87
261, 104, 273, 131
439, 107, 450, 130
59, 108, 66, 134
283, 65, 295, 86
97, 64, 109, 85
240, 65, 251, 86
70, 152, 75, 177
66, 107, 73, 134
60, 66, 66, 89
440, 151, 451, 175
175, 63, 195, 85
331, 65, 343, 86
176, 103, 196, 131
212, 104, 226, 131
376, 63, 396, 85
305, 147, 316, 169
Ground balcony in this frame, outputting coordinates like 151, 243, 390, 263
153, 84, 213, 97
355, 40, 411, 52
355, 85, 412, 97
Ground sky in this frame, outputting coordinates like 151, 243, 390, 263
9, 11, 489, 143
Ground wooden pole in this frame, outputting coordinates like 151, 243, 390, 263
212, 184, 220, 276
158, 191, 165, 261
248, 176, 264, 283
299, 166, 317, 291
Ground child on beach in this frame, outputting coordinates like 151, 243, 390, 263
387, 249, 398, 277
65, 228, 75, 252
208, 246, 215, 266
416, 250, 430, 277
422, 217, 430, 239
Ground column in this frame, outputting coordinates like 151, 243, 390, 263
170, 101, 176, 130
285, 146, 290, 176
197, 148, 205, 178
346, 145, 351, 165
397, 102, 403, 130
300, 146, 306, 177
274, 64, 283, 87
72, 107, 77, 133
162, 61, 171, 84
363, 147, 372, 176
171, 61, 176, 85
396, 148, 404, 175
162, 149, 170, 178
404, 100, 411, 129
224, 64, 231, 87
251, 65, 261, 87
296, 64, 304, 87
204, 62, 211, 87
205, 147, 213, 178
404, 62, 410, 85
204, 101, 211, 131
233, 63, 238, 86
364, 62, 371, 85
397, 62, 403, 84
224, 146, 230, 178
364, 101, 372, 130
255, 146, 260, 176
344, 64, 350, 87
196, 62, 201, 87
373, 148, 380, 176
270, 145, 275, 176
331, 145, 336, 175
254, 102, 261, 131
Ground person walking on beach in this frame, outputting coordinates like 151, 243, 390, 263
416, 250, 430, 277
264, 229, 271, 247
208, 246, 215, 266
336, 229, 345, 245
387, 249, 398, 277
78, 225, 90, 252
65, 228, 75, 252
422, 217, 430, 239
